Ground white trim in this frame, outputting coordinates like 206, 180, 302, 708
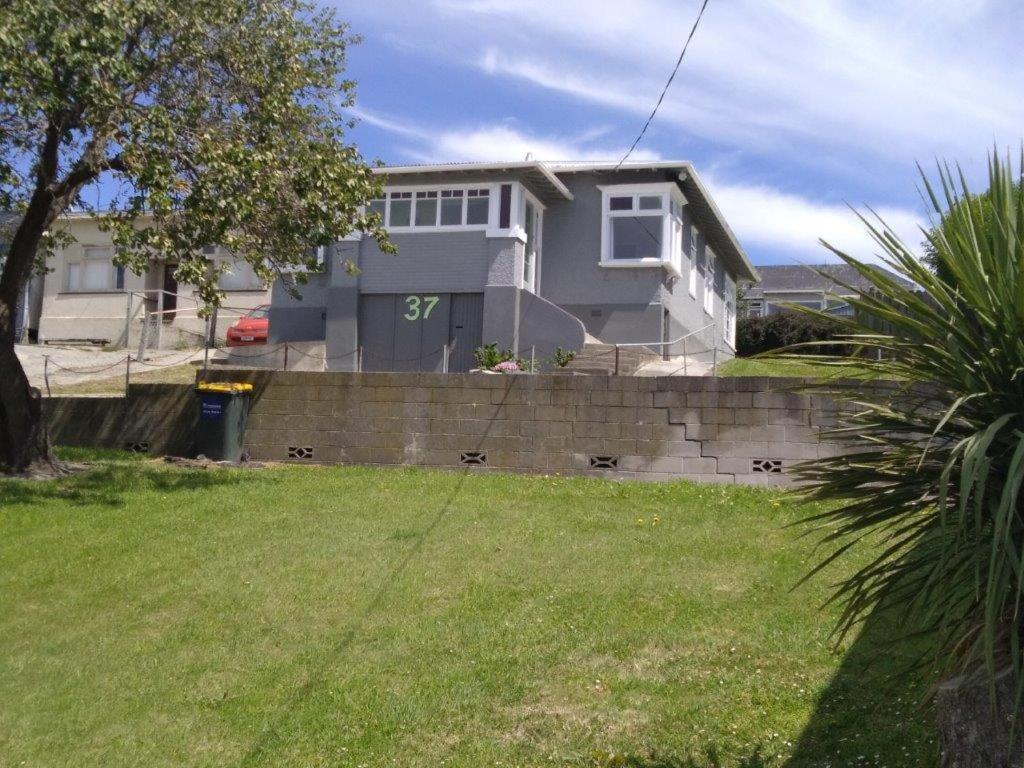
522, 188, 543, 293
688, 224, 699, 298
724, 273, 737, 350
373, 162, 573, 201
703, 249, 716, 316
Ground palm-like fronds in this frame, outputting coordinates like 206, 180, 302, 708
790, 150, 1024, 702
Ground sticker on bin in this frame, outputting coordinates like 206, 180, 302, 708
200, 397, 225, 421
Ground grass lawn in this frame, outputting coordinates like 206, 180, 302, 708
0, 451, 935, 767
718, 357, 876, 379
49, 363, 200, 396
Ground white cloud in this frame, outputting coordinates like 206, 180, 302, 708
706, 176, 927, 264
356, 0, 1024, 169
351, 107, 661, 163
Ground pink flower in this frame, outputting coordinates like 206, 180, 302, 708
493, 360, 520, 373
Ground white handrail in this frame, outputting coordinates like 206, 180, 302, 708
612, 322, 716, 376
613, 322, 715, 349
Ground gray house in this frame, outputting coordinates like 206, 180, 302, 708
269, 160, 758, 372
743, 263, 915, 318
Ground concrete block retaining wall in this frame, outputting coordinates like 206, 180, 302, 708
45, 370, 852, 485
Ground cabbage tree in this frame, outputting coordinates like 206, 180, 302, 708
792, 152, 1024, 762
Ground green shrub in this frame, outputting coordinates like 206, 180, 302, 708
472, 343, 515, 370
551, 347, 576, 368
736, 311, 847, 356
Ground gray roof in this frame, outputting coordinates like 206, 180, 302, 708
746, 263, 914, 298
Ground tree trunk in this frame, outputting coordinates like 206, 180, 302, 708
936, 670, 1024, 767
0, 317, 51, 474
0, 192, 59, 474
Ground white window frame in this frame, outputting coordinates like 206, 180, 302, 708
521, 189, 544, 293
65, 245, 124, 293
703, 249, 716, 316
724, 274, 736, 349
688, 225, 699, 297
598, 183, 686, 273
373, 184, 497, 233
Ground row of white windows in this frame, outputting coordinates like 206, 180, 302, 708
367, 188, 491, 229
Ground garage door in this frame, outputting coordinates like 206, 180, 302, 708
359, 293, 483, 373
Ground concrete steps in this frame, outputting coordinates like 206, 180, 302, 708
565, 342, 659, 376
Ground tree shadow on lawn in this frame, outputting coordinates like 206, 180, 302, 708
576, 746, 769, 768
783, 603, 937, 767
0, 461, 250, 509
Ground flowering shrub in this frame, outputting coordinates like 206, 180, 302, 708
492, 360, 520, 374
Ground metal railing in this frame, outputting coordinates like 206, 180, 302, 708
611, 322, 717, 375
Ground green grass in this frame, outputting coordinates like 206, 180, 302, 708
718, 357, 875, 379
48, 363, 199, 396
0, 455, 934, 767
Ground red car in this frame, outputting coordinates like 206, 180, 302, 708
225, 305, 270, 346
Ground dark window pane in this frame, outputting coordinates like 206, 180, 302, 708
467, 197, 489, 225
389, 199, 411, 227
115, 265, 125, 290
499, 184, 512, 229
611, 216, 663, 260
639, 195, 662, 210
368, 199, 385, 220
414, 197, 438, 226
609, 196, 633, 211
440, 196, 463, 225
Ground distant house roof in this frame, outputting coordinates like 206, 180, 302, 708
374, 160, 759, 283
746, 263, 914, 299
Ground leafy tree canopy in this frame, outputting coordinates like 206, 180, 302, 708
0, 0, 391, 307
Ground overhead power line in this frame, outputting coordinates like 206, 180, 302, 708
615, 0, 712, 169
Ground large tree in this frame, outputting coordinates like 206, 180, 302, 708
0, 0, 389, 473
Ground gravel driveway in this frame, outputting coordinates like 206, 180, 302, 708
15, 345, 204, 390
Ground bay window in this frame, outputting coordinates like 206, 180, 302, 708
599, 183, 686, 272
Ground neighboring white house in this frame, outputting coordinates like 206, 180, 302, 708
37, 213, 271, 348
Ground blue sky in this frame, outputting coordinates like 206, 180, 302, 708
326, 0, 1024, 267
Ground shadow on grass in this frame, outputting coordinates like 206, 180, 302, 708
578, 746, 768, 767
0, 459, 250, 509
783, 604, 937, 767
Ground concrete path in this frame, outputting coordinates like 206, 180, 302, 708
15, 344, 204, 389
634, 355, 715, 377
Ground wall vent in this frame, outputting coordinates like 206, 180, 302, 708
287, 446, 314, 460
589, 455, 619, 470
752, 458, 783, 474
124, 441, 150, 454
460, 451, 487, 466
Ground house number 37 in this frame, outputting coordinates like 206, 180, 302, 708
404, 295, 439, 321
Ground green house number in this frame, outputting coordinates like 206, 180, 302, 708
403, 295, 439, 321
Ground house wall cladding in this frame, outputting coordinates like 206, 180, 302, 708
45, 371, 851, 485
